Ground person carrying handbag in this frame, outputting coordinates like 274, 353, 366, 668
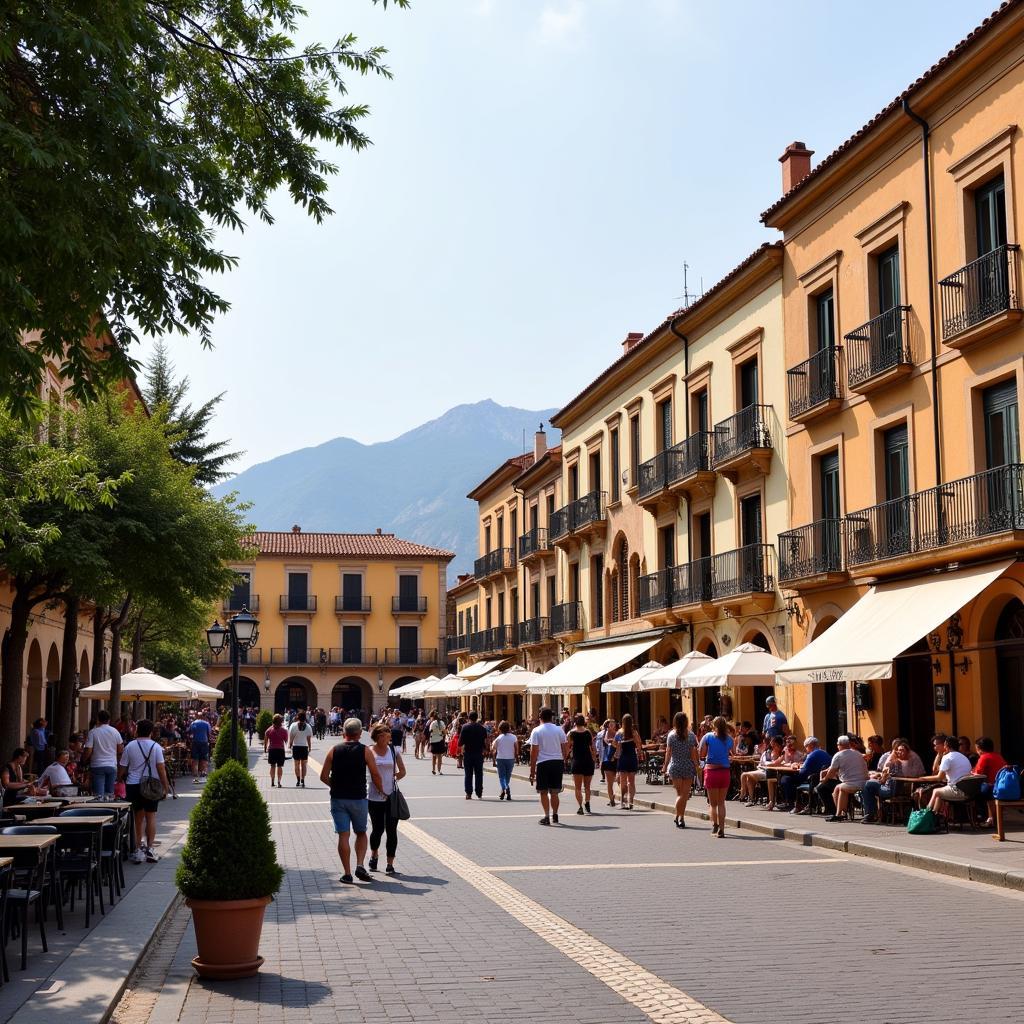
118, 720, 169, 863
366, 724, 407, 875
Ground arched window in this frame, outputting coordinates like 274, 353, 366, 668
616, 538, 629, 622
609, 569, 619, 623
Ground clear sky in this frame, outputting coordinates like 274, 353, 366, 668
138, 0, 1000, 473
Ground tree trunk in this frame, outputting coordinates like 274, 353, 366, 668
0, 589, 32, 760
92, 604, 106, 684
107, 595, 133, 722
53, 594, 80, 748
131, 614, 144, 669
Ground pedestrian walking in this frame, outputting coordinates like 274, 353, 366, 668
699, 715, 733, 837
528, 707, 570, 826
413, 713, 426, 759
118, 720, 170, 863
458, 710, 488, 799
600, 719, 619, 806
666, 712, 699, 828
492, 720, 519, 800
428, 713, 447, 775
264, 714, 288, 788
613, 713, 640, 810
568, 714, 597, 815
83, 710, 124, 799
319, 718, 384, 884
388, 710, 405, 753
188, 715, 212, 783
367, 724, 406, 875
288, 711, 314, 787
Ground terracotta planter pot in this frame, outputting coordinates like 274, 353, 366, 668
186, 895, 271, 979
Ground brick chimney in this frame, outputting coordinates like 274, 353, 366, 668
779, 141, 814, 193
375, 527, 382, 535
621, 331, 644, 355
534, 424, 547, 462
291, 524, 301, 533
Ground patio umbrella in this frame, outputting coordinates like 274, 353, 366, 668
680, 643, 785, 689
390, 675, 437, 697
172, 674, 226, 702
78, 667, 195, 702
422, 675, 475, 698
635, 651, 716, 690
600, 661, 664, 693
467, 665, 543, 695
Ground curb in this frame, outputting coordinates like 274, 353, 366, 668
484, 763, 1023, 893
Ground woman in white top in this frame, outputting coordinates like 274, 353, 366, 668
288, 711, 314, 787
492, 720, 519, 801
118, 720, 169, 863
367, 724, 407, 874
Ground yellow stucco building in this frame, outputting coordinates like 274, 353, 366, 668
202, 527, 453, 716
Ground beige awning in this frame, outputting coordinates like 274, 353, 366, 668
457, 659, 507, 680
775, 559, 1013, 685
600, 662, 663, 693
526, 637, 660, 696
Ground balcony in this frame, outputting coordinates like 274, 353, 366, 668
638, 567, 673, 618
328, 647, 378, 666
223, 594, 259, 614
710, 543, 777, 610
392, 595, 428, 615
637, 449, 673, 512
787, 346, 842, 423
519, 527, 551, 564
201, 647, 263, 667
637, 559, 715, 619
270, 648, 324, 665
474, 547, 514, 580
844, 306, 912, 394
385, 647, 439, 666
468, 626, 517, 655
778, 519, 846, 587
549, 505, 572, 547
519, 616, 552, 646
446, 634, 469, 654
335, 595, 371, 614
844, 464, 1024, 575
569, 489, 607, 541
279, 595, 317, 613
940, 244, 1022, 350
712, 406, 773, 482
550, 601, 583, 637
666, 431, 716, 501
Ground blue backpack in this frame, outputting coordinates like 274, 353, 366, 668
993, 765, 1021, 801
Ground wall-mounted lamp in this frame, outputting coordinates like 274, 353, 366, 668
263, 668, 271, 694
784, 597, 805, 626
721, 634, 732, 648
377, 667, 385, 694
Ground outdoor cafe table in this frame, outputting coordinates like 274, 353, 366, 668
12, 801, 69, 820
32, 815, 112, 831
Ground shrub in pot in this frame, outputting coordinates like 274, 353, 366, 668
176, 760, 284, 978
213, 723, 247, 768
255, 709, 273, 739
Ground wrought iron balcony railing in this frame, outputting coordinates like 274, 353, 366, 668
385, 647, 439, 665
270, 647, 323, 665
940, 244, 1020, 341
550, 601, 583, 634
844, 305, 912, 387
519, 616, 551, 645
638, 567, 673, 614
392, 595, 427, 613
202, 647, 263, 667
638, 450, 671, 499
223, 594, 259, 613
710, 543, 777, 600
666, 432, 714, 483
712, 405, 773, 467
844, 463, 1024, 568
569, 490, 607, 531
335, 595, 371, 612
787, 346, 842, 419
279, 595, 317, 612
328, 647, 378, 666
519, 527, 551, 559
549, 505, 571, 542
778, 520, 844, 583
446, 634, 469, 653
474, 547, 514, 580
468, 626, 516, 654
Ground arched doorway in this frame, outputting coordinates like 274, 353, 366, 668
388, 676, 419, 712
26, 639, 43, 725
996, 598, 1024, 764
45, 642, 60, 725
78, 650, 91, 730
332, 676, 371, 715
218, 677, 261, 711
275, 677, 316, 713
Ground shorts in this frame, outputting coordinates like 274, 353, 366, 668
190, 742, 210, 762
703, 766, 731, 790
535, 759, 564, 793
430, 741, 446, 755
126, 783, 160, 814
267, 748, 286, 767
291, 746, 309, 762
745, 769, 767, 781
835, 781, 865, 794
331, 797, 369, 834
934, 784, 967, 802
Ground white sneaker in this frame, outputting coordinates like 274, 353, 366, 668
132, 848, 145, 864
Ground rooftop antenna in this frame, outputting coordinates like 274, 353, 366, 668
676, 261, 703, 309
523, 428, 526, 455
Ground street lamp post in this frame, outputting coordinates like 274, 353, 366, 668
206, 608, 260, 761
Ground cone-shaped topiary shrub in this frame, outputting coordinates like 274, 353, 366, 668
213, 723, 247, 768
255, 709, 273, 739
176, 760, 284, 901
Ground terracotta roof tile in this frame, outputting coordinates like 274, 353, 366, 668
248, 530, 454, 560
761, 1, 1019, 224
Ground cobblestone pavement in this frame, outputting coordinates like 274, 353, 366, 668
132, 751, 1024, 1024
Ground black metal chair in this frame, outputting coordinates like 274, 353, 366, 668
0, 861, 11, 985
58, 809, 120, 902
54, 831, 103, 927
2, 836, 52, 970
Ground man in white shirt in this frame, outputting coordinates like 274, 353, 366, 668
84, 709, 125, 799
528, 707, 570, 826
927, 734, 976, 815
821, 735, 869, 822
38, 750, 77, 797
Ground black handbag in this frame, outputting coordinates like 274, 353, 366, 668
138, 742, 164, 802
388, 747, 410, 820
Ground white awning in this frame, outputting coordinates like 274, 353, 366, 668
775, 559, 1013, 685
457, 659, 507, 680
526, 637, 660, 695
466, 665, 543, 695
600, 662, 662, 693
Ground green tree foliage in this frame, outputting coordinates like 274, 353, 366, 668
213, 722, 247, 768
142, 341, 240, 486
255, 710, 274, 739
0, 0, 408, 416
176, 761, 283, 901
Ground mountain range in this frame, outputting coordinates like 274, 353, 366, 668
212, 400, 559, 576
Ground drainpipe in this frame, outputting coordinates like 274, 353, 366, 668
902, 98, 942, 490
668, 314, 692, 563
513, 483, 527, 668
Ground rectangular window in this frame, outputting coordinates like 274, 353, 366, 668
341, 573, 363, 611
342, 625, 362, 663
657, 398, 673, 451
569, 464, 579, 502
496, 515, 504, 550
229, 571, 251, 612
592, 554, 604, 628
694, 390, 709, 434
983, 379, 1020, 468
546, 575, 556, 613
510, 509, 517, 556
883, 424, 909, 501
877, 245, 901, 314
398, 574, 419, 612
976, 175, 1008, 257
529, 503, 538, 530
660, 525, 675, 569
287, 572, 308, 611
816, 288, 835, 351
286, 624, 307, 663
610, 427, 620, 502
739, 359, 759, 409
571, 563, 580, 603
484, 524, 491, 553
545, 494, 555, 523
511, 587, 519, 626
819, 451, 841, 520
695, 512, 712, 558
588, 450, 601, 494
485, 596, 492, 629
498, 592, 505, 626
739, 493, 762, 547
531, 581, 540, 617
398, 625, 419, 662
629, 415, 640, 486
457, 610, 464, 634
